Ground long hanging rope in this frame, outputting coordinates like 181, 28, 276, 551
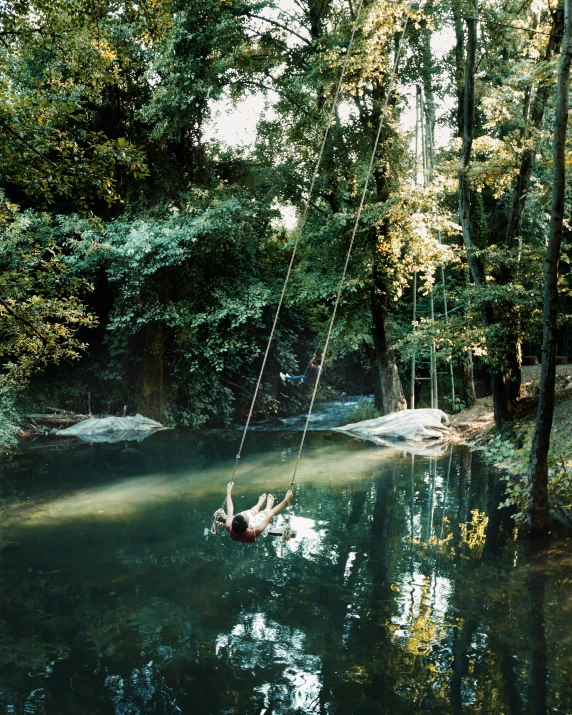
228, 0, 365, 484
287, 1, 413, 492
211, 1, 365, 534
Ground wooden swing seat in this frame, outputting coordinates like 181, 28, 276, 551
268, 527, 297, 538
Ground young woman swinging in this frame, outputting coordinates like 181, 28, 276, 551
225, 482, 293, 543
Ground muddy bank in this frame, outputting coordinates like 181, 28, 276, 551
450, 364, 572, 443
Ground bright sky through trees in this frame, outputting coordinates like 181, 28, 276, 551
205, 2, 456, 228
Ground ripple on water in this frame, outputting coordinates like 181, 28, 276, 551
1, 432, 571, 714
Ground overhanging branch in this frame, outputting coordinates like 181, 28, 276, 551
0, 295, 48, 344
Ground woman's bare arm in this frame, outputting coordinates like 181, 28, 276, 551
270, 490, 293, 517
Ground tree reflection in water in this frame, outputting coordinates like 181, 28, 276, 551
0, 431, 571, 714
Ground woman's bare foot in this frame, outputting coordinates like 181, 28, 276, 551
257, 493, 267, 508
266, 494, 275, 510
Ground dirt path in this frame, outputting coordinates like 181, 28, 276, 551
450, 364, 572, 442
450, 396, 494, 441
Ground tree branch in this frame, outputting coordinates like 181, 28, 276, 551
308, 199, 328, 215
0, 295, 48, 344
0, 118, 58, 167
290, 0, 308, 13
249, 14, 313, 46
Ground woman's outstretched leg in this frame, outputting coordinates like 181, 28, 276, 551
249, 493, 267, 515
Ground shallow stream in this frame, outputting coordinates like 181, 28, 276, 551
1, 423, 571, 713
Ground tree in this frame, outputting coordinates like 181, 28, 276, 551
250, 0, 453, 414
66, 187, 308, 424
0, 200, 96, 387
447, 0, 569, 432
527, 0, 572, 536
456, 2, 518, 431
501, 5, 564, 407
0, 0, 149, 215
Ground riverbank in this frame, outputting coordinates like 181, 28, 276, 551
450, 364, 572, 442
450, 364, 572, 516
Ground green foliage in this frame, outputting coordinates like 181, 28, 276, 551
64, 188, 309, 424
0, 1, 150, 214
475, 398, 572, 521
141, 0, 262, 146
346, 400, 380, 423
0, 387, 20, 453
547, 432, 572, 509
0, 199, 97, 387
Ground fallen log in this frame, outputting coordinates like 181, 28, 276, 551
25, 413, 89, 427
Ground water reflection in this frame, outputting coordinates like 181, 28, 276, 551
0, 431, 571, 714
2, 431, 412, 530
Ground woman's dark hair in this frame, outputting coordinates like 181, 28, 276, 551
232, 514, 248, 534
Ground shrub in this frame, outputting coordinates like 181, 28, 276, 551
0, 388, 20, 453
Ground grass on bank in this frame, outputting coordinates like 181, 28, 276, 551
470, 380, 572, 523
345, 401, 380, 424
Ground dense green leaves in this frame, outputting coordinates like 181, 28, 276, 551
0, 0, 150, 213
62, 188, 308, 424
0, 200, 96, 387
0, 0, 570, 440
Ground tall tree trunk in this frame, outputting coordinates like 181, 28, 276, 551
353, 57, 407, 416
527, 0, 572, 536
454, 18, 477, 406
453, 7, 465, 137
457, 6, 512, 430
503, 6, 564, 407
505, 6, 564, 251
138, 319, 165, 421
365, 343, 383, 411
371, 267, 407, 414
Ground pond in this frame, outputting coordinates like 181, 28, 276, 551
0, 425, 571, 714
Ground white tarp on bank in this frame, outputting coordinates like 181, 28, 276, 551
55, 414, 165, 444
334, 408, 450, 443
361, 435, 451, 457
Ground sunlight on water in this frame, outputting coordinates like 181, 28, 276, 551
215, 612, 322, 712
270, 516, 324, 559
3, 435, 411, 530
2, 431, 572, 714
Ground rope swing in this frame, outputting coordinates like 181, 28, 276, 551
287, 2, 412, 492
211, 0, 365, 535
212, 0, 412, 541
228, 0, 365, 484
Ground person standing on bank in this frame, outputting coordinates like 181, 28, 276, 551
280, 354, 322, 387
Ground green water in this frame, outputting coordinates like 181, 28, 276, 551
0, 429, 571, 714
